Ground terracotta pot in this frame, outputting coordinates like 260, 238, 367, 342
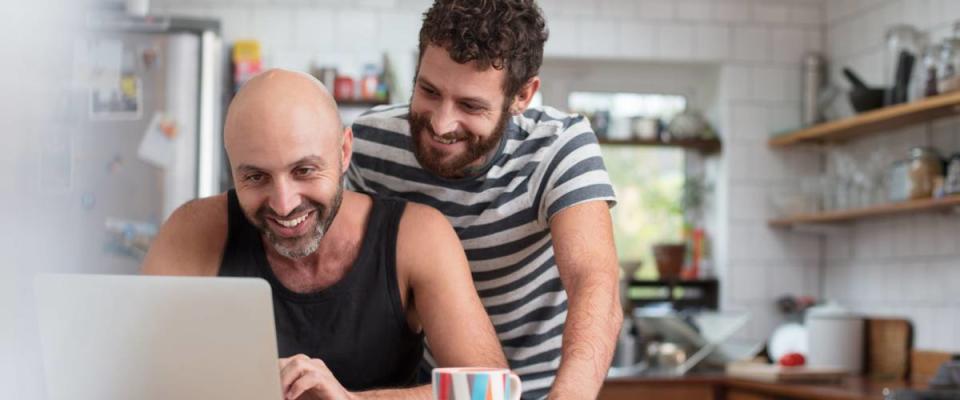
653, 243, 686, 280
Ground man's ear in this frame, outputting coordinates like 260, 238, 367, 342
509, 77, 541, 114
341, 126, 353, 174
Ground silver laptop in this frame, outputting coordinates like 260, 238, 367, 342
34, 274, 283, 400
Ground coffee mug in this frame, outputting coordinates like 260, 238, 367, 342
432, 367, 522, 400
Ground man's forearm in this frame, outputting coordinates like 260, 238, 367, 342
548, 274, 622, 399
354, 384, 432, 400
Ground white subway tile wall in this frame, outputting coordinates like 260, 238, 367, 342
657, 23, 696, 60
140, 0, 954, 349
695, 24, 732, 61
579, 20, 621, 58
825, 0, 960, 352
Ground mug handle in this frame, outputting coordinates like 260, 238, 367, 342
507, 373, 522, 400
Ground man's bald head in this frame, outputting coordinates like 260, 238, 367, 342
223, 69, 350, 260
224, 68, 343, 155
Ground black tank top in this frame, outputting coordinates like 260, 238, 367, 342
218, 190, 424, 391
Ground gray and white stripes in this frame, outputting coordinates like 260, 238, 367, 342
347, 104, 616, 399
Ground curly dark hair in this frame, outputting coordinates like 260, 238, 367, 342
418, 0, 548, 100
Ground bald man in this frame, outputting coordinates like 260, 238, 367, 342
141, 69, 506, 399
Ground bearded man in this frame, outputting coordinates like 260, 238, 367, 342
347, 1, 622, 398
142, 69, 505, 399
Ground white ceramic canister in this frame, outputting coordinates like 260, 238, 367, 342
805, 302, 864, 373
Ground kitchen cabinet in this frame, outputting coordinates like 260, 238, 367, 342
599, 378, 716, 400
598, 384, 715, 400
602, 375, 926, 400
725, 390, 777, 400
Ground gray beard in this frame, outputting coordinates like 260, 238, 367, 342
265, 223, 324, 259
260, 178, 344, 260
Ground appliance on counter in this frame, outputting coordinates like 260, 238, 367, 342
806, 303, 864, 374
73, 13, 225, 271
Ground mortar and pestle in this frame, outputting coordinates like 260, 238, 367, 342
843, 67, 887, 113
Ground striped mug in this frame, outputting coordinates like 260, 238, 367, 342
432, 367, 522, 400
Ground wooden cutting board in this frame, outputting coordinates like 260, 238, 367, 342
865, 318, 913, 381
726, 361, 848, 383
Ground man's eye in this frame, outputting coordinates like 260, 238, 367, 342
421, 85, 438, 96
246, 174, 265, 183
294, 167, 315, 176
461, 102, 481, 112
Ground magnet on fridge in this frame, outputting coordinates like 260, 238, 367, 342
107, 154, 124, 174
137, 112, 177, 169
141, 46, 159, 70
81, 192, 96, 210
90, 74, 142, 121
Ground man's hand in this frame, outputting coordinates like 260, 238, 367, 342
279, 355, 354, 400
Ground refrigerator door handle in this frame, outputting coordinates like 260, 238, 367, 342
197, 30, 222, 198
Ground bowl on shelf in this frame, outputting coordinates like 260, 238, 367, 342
848, 88, 887, 113
842, 67, 887, 113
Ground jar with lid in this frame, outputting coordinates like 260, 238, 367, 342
802, 52, 826, 125
333, 75, 355, 101
937, 22, 960, 94
907, 147, 943, 200
919, 43, 941, 98
944, 153, 960, 195
360, 63, 380, 101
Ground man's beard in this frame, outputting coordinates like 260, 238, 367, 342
251, 182, 344, 259
408, 107, 510, 179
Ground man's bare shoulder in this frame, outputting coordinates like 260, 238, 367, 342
398, 202, 454, 246
141, 193, 229, 276
396, 201, 466, 274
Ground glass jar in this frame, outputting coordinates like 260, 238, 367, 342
885, 25, 924, 103
937, 22, 960, 94
907, 147, 943, 200
945, 153, 960, 195
919, 44, 941, 98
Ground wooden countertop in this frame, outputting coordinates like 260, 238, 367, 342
602, 374, 929, 400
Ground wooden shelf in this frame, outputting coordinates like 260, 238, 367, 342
768, 91, 960, 147
628, 279, 719, 311
599, 137, 721, 154
768, 195, 960, 227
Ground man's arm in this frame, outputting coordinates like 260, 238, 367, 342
547, 200, 622, 400
398, 203, 507, 369
140, 195, 227, 276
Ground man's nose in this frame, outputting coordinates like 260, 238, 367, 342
268, 179, 301, 217
430, 102, 459, 136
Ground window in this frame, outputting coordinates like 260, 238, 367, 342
568, 92, 688, 280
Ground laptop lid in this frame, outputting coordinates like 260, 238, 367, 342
35, 274, 282, 400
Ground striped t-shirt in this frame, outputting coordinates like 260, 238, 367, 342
347, 104, 616, 399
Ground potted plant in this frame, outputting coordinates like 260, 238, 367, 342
652, 175, 712, 281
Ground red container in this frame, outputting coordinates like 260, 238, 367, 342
334, 76, 355, 101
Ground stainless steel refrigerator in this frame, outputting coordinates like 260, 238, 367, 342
70, 14, 225, 272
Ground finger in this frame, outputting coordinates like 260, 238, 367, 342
280, 359, 310, 391
286, 372, 319, 400
278, 355, 307, 372
281, 354, 309, 369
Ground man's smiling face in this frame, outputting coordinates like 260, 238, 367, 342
408, 45, 512, 179
224, 70, 348, 259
